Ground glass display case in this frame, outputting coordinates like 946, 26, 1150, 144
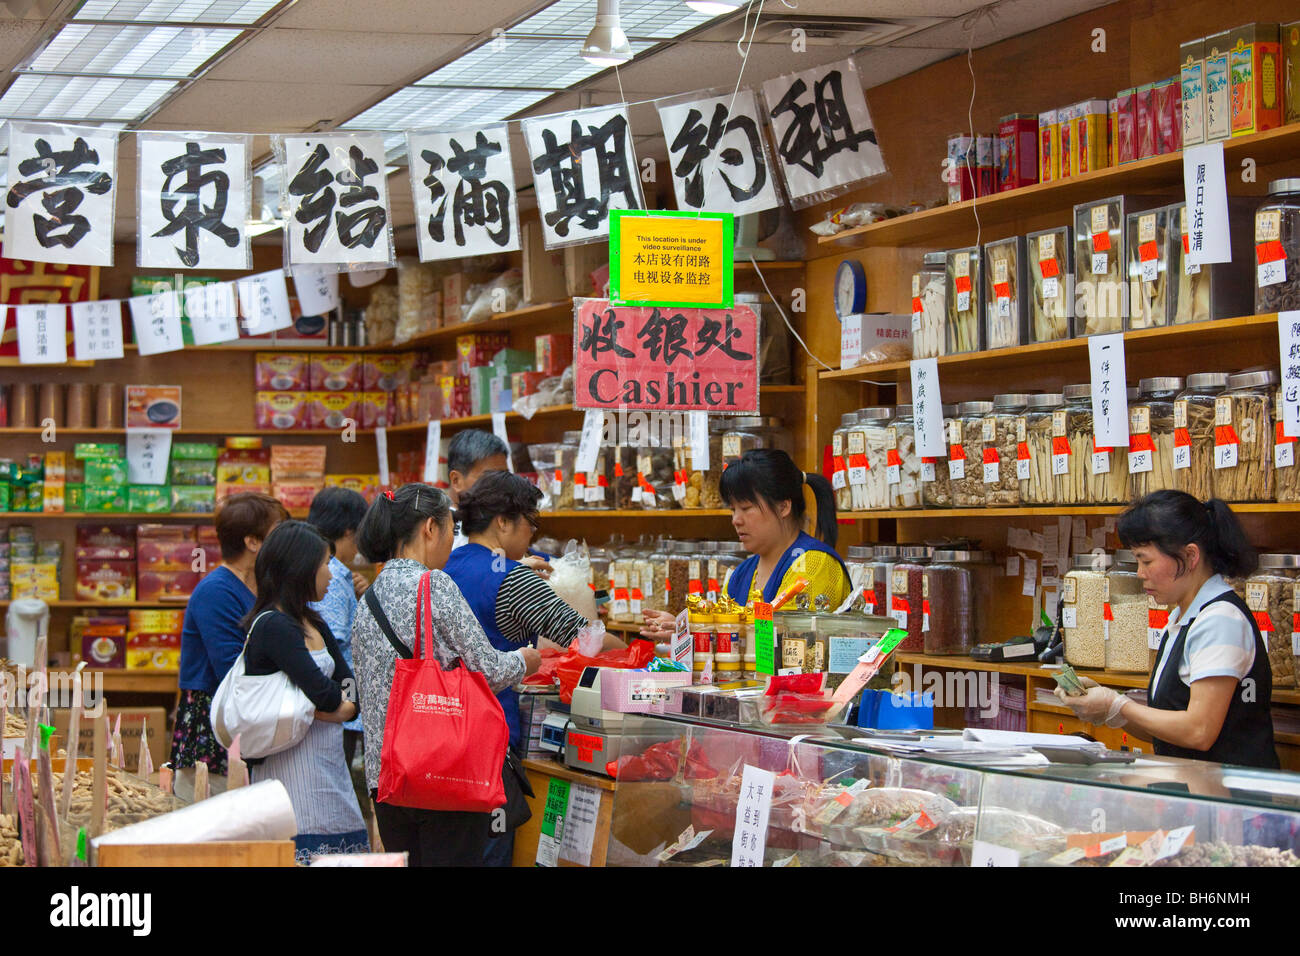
602, 714, 1300, 867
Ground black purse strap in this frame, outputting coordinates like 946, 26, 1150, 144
364, 588, 412, 661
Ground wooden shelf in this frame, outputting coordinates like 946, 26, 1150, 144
123, 343, 396, 354
0, 599, 189, 609
0, 512, 214, 520
820, 313, 1281, 384
816, 125, 1300, 250
541, 509, 733, 518
52, 668, 179, 694
384, 404, 578, 434
0, 427, 375, 437
845, 502, 1300, 520
735, 261, 805, 271
396, 300, 574, 350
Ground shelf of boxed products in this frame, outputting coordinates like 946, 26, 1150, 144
0, 511, 307, 520
842, 503, 1300, 519
820, 312, 1281, 384
816, 125, 1300, 250
0, 427, 376, 437
48, 668, 178, 694
394, 299, 575, 351
0, 599, 189, 609
540, 509, 733, 518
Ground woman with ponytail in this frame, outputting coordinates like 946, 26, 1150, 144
1055, 490, 1279, 768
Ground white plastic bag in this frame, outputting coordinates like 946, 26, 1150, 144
547, 539, 596, 622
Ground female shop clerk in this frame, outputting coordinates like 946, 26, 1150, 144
1055, 491, 1279, 769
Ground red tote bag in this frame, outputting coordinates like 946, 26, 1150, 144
377, 570, 508, 813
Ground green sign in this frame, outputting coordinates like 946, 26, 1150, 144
536, 777, 571, 867
754, 616, 776, 676
875, 628, 909, 661
609, 209, 734, 309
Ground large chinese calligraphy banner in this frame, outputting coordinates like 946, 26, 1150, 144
761, 58, 886, 208
523, 105, 644, 250
573, 297, 758, 413
407, 125, 520, 261
0, 246, 99, 357
137, 132, 252, 271
5, 122, 118, 267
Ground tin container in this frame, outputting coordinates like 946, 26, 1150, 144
1072, 99, 1109, 174
1181, 38, 1207, 147
1038, 109, 1059, 183
1057, 103, 1078, 179
997, 113, 1037, 191
975, 135, 996, 198
1228, 23, 1283, 136
1107, 97, 1119, 167
947, 134, 976, 204
1115, 88, 1137, 164
1204, 31, 1233, 142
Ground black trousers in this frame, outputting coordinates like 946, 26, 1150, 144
371, 794, 492, 867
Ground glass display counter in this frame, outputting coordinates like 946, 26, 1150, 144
603, 714, 1300, 867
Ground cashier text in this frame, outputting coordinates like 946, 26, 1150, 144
2, 667, 105, 718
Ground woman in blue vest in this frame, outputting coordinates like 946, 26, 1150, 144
1055, 491, 1279, 769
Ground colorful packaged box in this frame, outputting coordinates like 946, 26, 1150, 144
81, 630, 127, 669
272, 480, 324, 511
43, 451, 66, 481
126, 647, 182, 672
512, 371, 549, 401
73, 443, 123, 461
127, 485, 171, 514
125, 385, 182, 429
439, 375, 471, 419
255, 391, 308, 430
443, 273, 494, 325
129, 609, 184, 633
171, 442, 219, 460
1107, 98, 1118, 168
324, 474, 382, 502
1056, 104, 1077, 179
1285, 21, 1300, 124
171, 486, 216, 514
42, 482, 65, 514
1041, 107, 1064, 176
309, 354, 362, 391
270, 444, 327, 480
1205, 31, 1233, 141
137, 538, 196, 573
1181, 38, 1207, 146
362, 354, 411, 391
76, 523, 135, 557
309, 392, 360, 430
456, 333, 510, 376
534, 333, 573, 377
136, 570, 201, 604
84, 486, 127, 513
468, 366, 496, 417
359, 392, 390, 430
215, 447, 271, 492
1229, 23, 1283, 136
66, 484, 84, 511
169, 458, 216, 486
254, 352, 310, 391
76, 560, 136, 602
1154, 77, 1182, 154
1135, 83, 1157, 159
1072, 99, 1108, 175
10, 561, 59, 601
490, 375, 514, 414
84, 458, 129, 487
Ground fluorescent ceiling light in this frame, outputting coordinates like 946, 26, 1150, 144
342, 87, 552, 132
0, 74, 176, 121
417, 36, 652, 90
24, 23, 242, 78
514, 0, 718, 39
683, 1, 744, 14
72, 0, 280, 24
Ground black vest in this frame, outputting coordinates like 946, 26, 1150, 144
1146, 589, 1279, 769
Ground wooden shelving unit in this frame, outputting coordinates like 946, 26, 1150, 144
0, 511, 215, 520
0, 599, 188, 609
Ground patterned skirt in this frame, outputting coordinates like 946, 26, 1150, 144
170, 689, 227, 776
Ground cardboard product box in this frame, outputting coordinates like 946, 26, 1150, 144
325, 474, 382, 502
361, 354, 410, 391
534, 333, 573, 377
522, 219, 567, 304
168, 458, 216, 487
128, 608, 185, 633
66, 484, 83, 512
997, 113, 1038, 191
76, 523, 135, 558
1071, 100, 1109, 174
439, 375, 471, 419
53, 707, 167, 775
1228, 23, 1283, 136
456, 333, 510, 375
270, 444, 327, 480
272, 480, 324, 512
254, 352, 310, 391
127, 485, 170, 514
11, 561, 59, 601
442, 272, 494, 325
468, 366, 496, 417
76, 559, 136, 602
490, 375, 514, 414
359, 392, 390, 430
1205, 31, 1233, 141
564, 242, 607, 297
137, 522, 196, 541
125, 385, 182, 429
1056, 103, 1079, 179
1285, 22, 1300, 124
309, 354, 362, 391
137, 538, 196, 573
84, 485, 128, 513
1154, 77, 1182, 154
171, 486, 216, 513
490, 348, 534, 375
839, 313, 913, 369
43, 451, 66, 481
1134, 84, 1157, 159
73, 443, 123, 461
126, 648, 181, 672
216, 447, 272, 487
84, 458, 129, 487
309, 391, 360, 430
255, 390, 311, 430
512, 371, 550, 401
80, 630, 126, 669
136, 569, 200, 604
1181, 38, 1208, 146
41, 481, 65, 514
1107, 98, 1118, 168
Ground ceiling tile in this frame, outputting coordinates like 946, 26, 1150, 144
23, 23, 243, 77
205, 27, 471, 85
746, 0, 988, 16
71, 1, 281, 24
890, 0, 1115, 49
0, 74, 177, 121
273, 0, 543, 36
0, 19, 47, 74
142, 78, 387, 130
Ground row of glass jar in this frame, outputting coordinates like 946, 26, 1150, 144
1061, 550, 1298, 688
831, 369, 1287, 509
529, 415, 792, 512
585, 537, 750, 623
909, 182, 1300, 360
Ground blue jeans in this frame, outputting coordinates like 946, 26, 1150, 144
483, 830, 515, 867
294, 829, 370, 864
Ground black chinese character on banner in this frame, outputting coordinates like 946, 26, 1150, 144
532, 114, 638, 237
421, 131, 511, 248
771, 70, 876, 178
579, 308, 634, 359
288, 143, 336, 253
289, 142, 387, 254
7, 137, 113, 249
636, 309, 691, 366
695, 313, 752, 360
670, 103, 767, 208
153, 141, 240, 267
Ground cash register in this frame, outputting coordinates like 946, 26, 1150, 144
561, 666, 672, 776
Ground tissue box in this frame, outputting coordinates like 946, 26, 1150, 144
599, 670, 693, 714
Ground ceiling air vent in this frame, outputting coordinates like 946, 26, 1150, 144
746, 16, 943, 48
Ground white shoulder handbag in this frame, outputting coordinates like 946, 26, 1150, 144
210, 610, 315, 759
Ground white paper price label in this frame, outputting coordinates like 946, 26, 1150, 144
1017, 458, 1030, 481
1149, 626, 1163, 650
1062, 606, 1078, 628
1215, 442, 1238, 470
948, 458, 965, 480
983, 461, 999, 484
423, 421, 441, 483
1042, 275, 1060, 300
1259, 260, 1287, 288
956, 290, 971, 312
1277, 442, 1296, 469
1092, 451, 1110, 475
971, 841, 1021, 867
921, 461, 936, 482
1052, 452, 1069, 476
891, 608, 909, 629
887, 464, 901, 484
848, 464, 868, 485
911, 311, 922, 332
832, 469, 847, 490
1141, 258, 1159, 282
1091, 252, 1109, 275
1128, 450, 1152, 474
1173, 444, 1191, 470
997, 296, 1010, 317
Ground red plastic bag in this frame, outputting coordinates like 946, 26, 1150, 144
607, 739, 719, 781
377, 571, 508, 813
550, 639, 657, 704
520, 646, 567, 686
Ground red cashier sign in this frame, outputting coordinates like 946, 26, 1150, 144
573, 297, 759, 412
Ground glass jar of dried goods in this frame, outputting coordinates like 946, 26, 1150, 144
1212, 369, 1276, 503
924, 549, 996, 655
1172, 372, 1229, 501
1062, 551, 1113, 670
1254, 179, 1300, 315
1019, 393, 1063, 505
1126, 377, 1182, 499
1105, 550, 1151, 674
922, 403, 958, 508
886, 405, 922, 510
952, 401, 994, 508
1243, 554, 1300, 689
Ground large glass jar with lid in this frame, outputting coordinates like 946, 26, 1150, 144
551, 430, 582, 511
924, 549, 996, 655
1019, 393, 1063, 505
845, 545, 874, 611
715, 542, 746, 601
588, 545, 613, 600
952, 400, 993, 508
644, 539, 672, 615
1212, 369, 1276, 502
913, 252, 947, 359
527, 442, 562, 511
1054, 384, 1133, 505
921, 403, 958, 508
831, 412, 857, 511
776, 611, 816, 673
665, 540, 693, 616
1172, 372, 1228, 500
580, 445, 612, 511
846, 407, 892, 512
637, 433, 678, 511
886, 405, 922, 509
679, 420, 725, 510
865, 544, 898, 618
721, 416, 793, 465
1126, 377, 1182, 499
1243, 555, 1300, 689
985, 393, 1030, 506
1105, 550, 1151, 674
890, 545, 930, 652
1276, 388, 1300, 503
1062, 551, 1112, 669
1254, 179, 1300, 315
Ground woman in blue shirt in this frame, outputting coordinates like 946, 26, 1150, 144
307, 486, 370, 768
172, 492, 288, 774
1056, 491, 1278, 769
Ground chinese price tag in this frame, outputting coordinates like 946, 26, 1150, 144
1276, 311, 1300, 439
126, 428, 172, 486
536, 778, 571, 867
730, 765, 776, 868
71, 300, 124, 361
753, 602, 775, 676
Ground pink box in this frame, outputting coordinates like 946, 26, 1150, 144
362, 355, 411, 391
309, 392, 360, 430
254, 352, 310, 390
255, 392, 308, 430
309, 354, 362, 391
599, 670, 693, 714
1154, 77, 1182, 154
360, 392, 391, 430
136, 570, 201, 603
136, 539, 196, 573
1116, 89, 1136, 163
1135, 83, 1157, 159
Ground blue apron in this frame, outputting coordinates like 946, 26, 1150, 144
443, 543, 527, 750
725, 531, 850, 605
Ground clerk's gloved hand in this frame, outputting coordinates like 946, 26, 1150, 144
1054, 681, 1129, 727
638, 609, 675, 641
